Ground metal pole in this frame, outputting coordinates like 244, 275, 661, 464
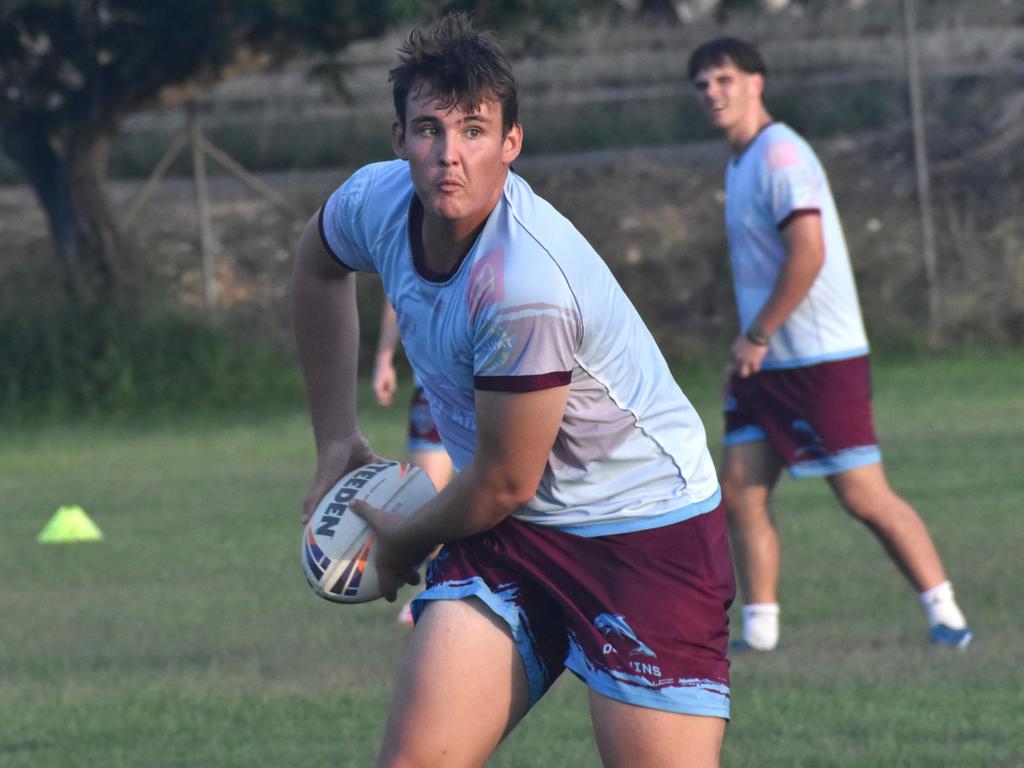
187, 102, 217, 312
902, 0, 940, 345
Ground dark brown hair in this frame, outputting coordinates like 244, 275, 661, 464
389, 13, 519, 136
688, 37, 767, 81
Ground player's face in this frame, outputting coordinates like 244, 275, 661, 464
692, 59, 763, 137
393, 86, 522, 232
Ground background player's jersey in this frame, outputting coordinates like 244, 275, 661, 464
320, 160, 719, 535
725, 123, 869, 369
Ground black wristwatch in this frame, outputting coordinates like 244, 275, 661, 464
745, 326, 770, 346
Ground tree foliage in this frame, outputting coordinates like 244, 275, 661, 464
0, 0, 434, 306
0, 0, 638, 307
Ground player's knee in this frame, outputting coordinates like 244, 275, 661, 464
721, 477, 770, 524
847, 490, 922, 532
829, 464, 902, 520
836, 485, 896, 525
375, 749, 435, 768
720, 465, 751, 508
377, 734, 482, 768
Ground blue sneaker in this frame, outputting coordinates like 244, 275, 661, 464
930, 624, 974, 648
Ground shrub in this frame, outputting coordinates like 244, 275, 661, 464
0, 307, 302, 421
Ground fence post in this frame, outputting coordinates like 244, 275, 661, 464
120, 129, 189, 228
187, 102, 217, 312
901, 0, 940, 345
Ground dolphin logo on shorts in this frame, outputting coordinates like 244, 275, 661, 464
594, 613, 657, 658
792, 418, 827, 459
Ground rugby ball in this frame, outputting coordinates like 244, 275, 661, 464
302, 461, 436, 603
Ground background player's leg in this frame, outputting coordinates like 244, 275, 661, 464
720, 440, 785, 650
720, 440, 784, 605
589, 692, 726, 768
826, 462, 972, 645
377, 598, 530, 768
826, 462, 946, 591
409, 446, 453, 493
397, 446, 452, 624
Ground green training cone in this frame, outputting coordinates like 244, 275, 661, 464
37, 505, 104, 544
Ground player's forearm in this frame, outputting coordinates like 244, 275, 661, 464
376, 301, 401, 358
403, 458, 532, 546
291, 228, 361, 453
752, 261, 817, 336
374, 348, 395, 371
753, 215, 831, 337
752, 223, 824, 336
395, 387, 565, 553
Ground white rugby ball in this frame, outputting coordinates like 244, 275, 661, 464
302, 461, 436, 604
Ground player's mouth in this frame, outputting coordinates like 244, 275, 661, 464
707, 102, 729, 121
436, 178, 463, 193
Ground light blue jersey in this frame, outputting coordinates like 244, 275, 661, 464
725, 123, 869, 369
320, 160, 719, 535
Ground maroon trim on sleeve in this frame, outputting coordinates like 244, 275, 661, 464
317, 203, 356, 272
474, 371, 572, 392
777, 208, 821, 231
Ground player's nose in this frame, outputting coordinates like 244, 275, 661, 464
437, 133, 459, 165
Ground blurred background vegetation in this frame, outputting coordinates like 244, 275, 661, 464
2, 0, 1022, 421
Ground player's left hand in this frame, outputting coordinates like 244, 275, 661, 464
349, 500, 432, 602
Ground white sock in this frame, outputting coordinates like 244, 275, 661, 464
742, 603, 780, 650
919, 581, 967, 629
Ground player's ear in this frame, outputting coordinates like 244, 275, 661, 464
750, 72, 765, 100
502, 122, 523, 165
392, 120, 407, 160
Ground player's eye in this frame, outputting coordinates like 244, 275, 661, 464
465, 127, 483, 139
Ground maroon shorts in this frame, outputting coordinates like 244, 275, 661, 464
412, 505, 735, 718
724, 355, 881, 477
407, 387, 444, 453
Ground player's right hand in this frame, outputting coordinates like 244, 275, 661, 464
349, 499, 429, 602
372, 359, 397, 407
301, 431, 381, 524
730, 333, 768, 379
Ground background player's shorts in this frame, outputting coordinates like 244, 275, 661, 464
407, 386, 445, 454
724, 355, 881, 477
412, 504, 735, 719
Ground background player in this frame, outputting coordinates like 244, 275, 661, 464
372, 298, 453, 624
688, 36, 972, 651
372, 299, 454, 493
293, 14, 734, 766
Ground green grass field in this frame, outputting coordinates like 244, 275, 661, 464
2, 352, 1022, 767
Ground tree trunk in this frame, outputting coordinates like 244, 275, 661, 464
70, 130, 136, 307
2, 115, 135, 308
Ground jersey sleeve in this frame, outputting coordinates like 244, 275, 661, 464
468, 245, 581, 392
763, 137, 824, 229
318, 164, 380, 272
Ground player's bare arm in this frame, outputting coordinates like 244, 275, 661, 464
292, 212, 380, 521
373, 302, 401, 407
730, 211, 825, 377
353, 384, 570, 599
